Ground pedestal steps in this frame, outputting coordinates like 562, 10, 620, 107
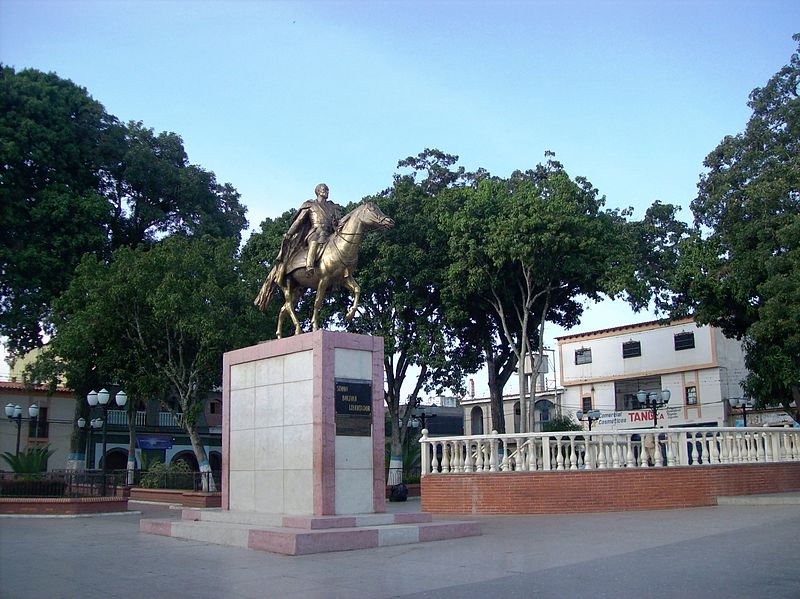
140, 509, 480, 556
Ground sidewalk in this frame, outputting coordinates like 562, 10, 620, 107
2, 498, 798, 598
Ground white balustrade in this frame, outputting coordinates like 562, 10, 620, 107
419, 427, 800, 475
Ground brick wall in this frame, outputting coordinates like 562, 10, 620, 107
421, 463, 800, 514
0, 497, 128, 515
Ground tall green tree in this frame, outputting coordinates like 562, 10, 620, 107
42, 235, 268, 488
1, 66, 114, 353
674, 35, 800, 422
343, 150, 483, 483
0, 67, 247, 356
442, 156, 685, 432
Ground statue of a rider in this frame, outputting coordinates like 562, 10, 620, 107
277, 183, 343, 275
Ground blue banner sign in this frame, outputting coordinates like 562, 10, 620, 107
136, 434, 173, 450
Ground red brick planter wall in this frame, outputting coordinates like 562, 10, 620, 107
129, 487, 221, 508
0, 497, 129, 515
421, 462, 800, 514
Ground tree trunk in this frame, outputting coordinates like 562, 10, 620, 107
186, 423, 215, 492
67, 399, 89, 470
485, 345, 506, 433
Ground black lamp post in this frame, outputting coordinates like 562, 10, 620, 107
4, 403, 39, 455
86, 388, 127, 488
729, 397, 754, 426
576, 409, 601, 431
77, 416, 104, 469
637, 389, 671, 427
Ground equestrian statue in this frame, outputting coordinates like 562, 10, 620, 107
254, 183, 394, 338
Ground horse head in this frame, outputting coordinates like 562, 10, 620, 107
360, 201, 395, 230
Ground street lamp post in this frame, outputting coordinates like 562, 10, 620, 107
637, 389, 671, 428
4, 403, 39, 455
576, 409, 601, 431
729, 397, 755, 426
77, 417, 104, 469
86, 388, 127, 491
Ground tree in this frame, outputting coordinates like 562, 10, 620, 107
0, 67, 248, 355
674, 35, 800, 422
0, 66, 114, 353
442, 155, 683, 432
42, 235, 268, 489
343, 150, 483, 484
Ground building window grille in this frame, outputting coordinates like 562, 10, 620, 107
622, 341, 641, 358
28, 406, 49, 439
686, 386, 698, 405
582, 396, 593, 412
575, 348, 592, 365
674, 332, 695, 351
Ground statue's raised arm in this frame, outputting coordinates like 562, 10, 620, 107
254, 183, 393, 338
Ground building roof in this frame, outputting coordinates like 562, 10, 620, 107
554, 317, 695, 342
0, 380, 73, 395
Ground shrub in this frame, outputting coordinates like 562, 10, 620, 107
140, 460, 194, 490
1, 446, 55, 475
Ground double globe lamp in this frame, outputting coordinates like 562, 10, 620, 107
80, 388, 127, 479
4, 402, 39, 455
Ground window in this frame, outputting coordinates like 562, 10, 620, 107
674, 332, 695, 351
622, 341, 641, 358
614, 376, 662, 411
582, 396, 593, 412
575, 348, 592, 365
686, 386, 698, 405
209, 401, 220, 415
28, 406, 48, 439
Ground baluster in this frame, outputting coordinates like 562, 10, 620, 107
610, 435, 621, 468
665, 432, 675, 467
719, 431, 730, 464
515, 437, 525, 471
569, 436, 578, 470
639, 437, 648, 467
710, 432, 720, 464
441, 442, 451, 473
430, 441, 440, 474
626, 436, 636, 468
555, 437, 565, 470
463, 441, 473, 472
654, 434, 664, 467
489, 433, 499, 472
748, 432, 757, 462
764, 432, 774, 462
501, 439, 510, 472
475, 439, 484, 471
596, 435, 607, 469
530, 438, 541, 471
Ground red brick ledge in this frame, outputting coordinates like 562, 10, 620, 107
421, 462, 800, 514
0, 496, 129, 515
129, 487, 221, 508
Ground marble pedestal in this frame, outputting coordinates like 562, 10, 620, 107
141, 330, 480, 554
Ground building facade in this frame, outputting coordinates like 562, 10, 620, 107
556, 318, 747, 430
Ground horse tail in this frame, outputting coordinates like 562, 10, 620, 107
254, 262, 282, 312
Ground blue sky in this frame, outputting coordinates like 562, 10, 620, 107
2, 1, 798, 391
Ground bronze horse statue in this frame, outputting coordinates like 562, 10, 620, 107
254, 201, 394, 337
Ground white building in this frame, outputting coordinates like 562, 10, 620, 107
556, 318, 747, 430
461, 348, 564, 434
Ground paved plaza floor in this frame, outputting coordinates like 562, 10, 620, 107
1, 497, 799, 599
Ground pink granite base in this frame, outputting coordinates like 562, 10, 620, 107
140, 509, 480, 556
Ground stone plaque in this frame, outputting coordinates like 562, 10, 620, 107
335, 379, 372, 436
